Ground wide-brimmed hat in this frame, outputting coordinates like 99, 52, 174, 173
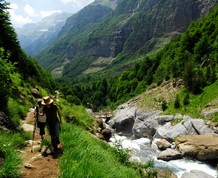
41, 96, 53, 105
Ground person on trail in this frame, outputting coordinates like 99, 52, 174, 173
35, 99, 46, 141
41, 96, 62, 154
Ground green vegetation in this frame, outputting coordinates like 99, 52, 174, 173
58, 4, 218, 112
60, 123, 156, 178
1, 0, 218, 177
0, 131, 30, 178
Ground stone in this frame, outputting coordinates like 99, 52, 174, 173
176, 134, 218, 162
21, 124, 34, 132
181, 170, 214, 178
157, 148, 183, 161
154, 122, 187, 142
24, 163, 34, 169
132, 109, 161, 138
156, 115, 174, 125
101, 128, 112, 141
155, 139, 172, 150
110, 106, 137, 136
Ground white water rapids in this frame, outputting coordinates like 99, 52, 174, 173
110, 134, 217, 178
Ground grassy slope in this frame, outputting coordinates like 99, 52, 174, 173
136, 79, 218, 121
60, 125, 141, 178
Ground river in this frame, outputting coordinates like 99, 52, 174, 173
110, 134, 217, 178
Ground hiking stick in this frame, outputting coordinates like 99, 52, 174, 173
31, 117, 37, 153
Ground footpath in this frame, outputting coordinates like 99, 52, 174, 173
20, 108, 60, 178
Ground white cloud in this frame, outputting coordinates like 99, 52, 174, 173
8, 10, 32, 27
39, 10, 62, 18
8, 3, 32, 27
24, 4, 36, 16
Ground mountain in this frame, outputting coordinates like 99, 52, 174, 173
58, 3, 218, 110
16, 12, 72, 56
36, 0, 217, 79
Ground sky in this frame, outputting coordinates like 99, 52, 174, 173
6, 0, 95, 28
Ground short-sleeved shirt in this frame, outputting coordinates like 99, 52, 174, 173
43, 104, 59, 124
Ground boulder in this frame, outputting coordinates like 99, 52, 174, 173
0, 111, 17, 131
154, 118, 214, 142
156, 115, 174, 125
154, 122, 187, 142
101, 128, 112, 141
157, 148, 183, 161
132, 109, 161, 138
176, 134, 218, 162
181, 170, 214, 178
155, 139, 172, 150
109, 106, 137, 136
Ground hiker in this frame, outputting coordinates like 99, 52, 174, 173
41, 96, 62, 154
35, 99, 46, 141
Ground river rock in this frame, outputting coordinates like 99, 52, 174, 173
154, 122, 187, 142
156, 115, 174, 125
176, 134, 218, 162
109, 106, 137, 136
155, 139, 172, 150
154, 118, 214, 142
183, 119, 214, 134
181, 170, 214, 178
132, 109, 161, 138
157, 148, 183, 161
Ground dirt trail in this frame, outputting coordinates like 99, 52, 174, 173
20, 109, 60, 178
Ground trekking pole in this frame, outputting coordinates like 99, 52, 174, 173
31, 116, 37, 153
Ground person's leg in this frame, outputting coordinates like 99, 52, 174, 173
47, 124, 57, 153
39, 122, 45, 140
54, 122, 60, 145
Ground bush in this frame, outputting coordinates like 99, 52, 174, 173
174, 95, 180, 108
161, 100, 168, 111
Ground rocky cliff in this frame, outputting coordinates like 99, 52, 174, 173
36, 0, 217, 78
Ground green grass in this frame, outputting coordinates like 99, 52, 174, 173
0, 131, 28, 178
7, 98, 29, 126
59, 101, 95, 131
60, 124, 142, 178
164, 80, 218, 119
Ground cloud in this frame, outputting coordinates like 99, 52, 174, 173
39, 10, 62, 18
8, 3, 32, 27
24, 4, 36, 16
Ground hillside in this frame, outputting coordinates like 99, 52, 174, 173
57, 3, 218, 111
36, 0, 217, 79
0, 1, 55, 117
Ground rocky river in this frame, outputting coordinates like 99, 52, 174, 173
104, 102, 218, 178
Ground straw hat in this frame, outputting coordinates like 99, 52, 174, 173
41, 96, 53, 105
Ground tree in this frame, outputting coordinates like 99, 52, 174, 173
0, 48, 13, 112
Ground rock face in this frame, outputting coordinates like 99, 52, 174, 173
176, 134, 218, 162
36, 0, 218, 78
0, 111, 17, 131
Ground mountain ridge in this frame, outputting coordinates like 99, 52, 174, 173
16, 12, 72, 56
35, 0, 217, 79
